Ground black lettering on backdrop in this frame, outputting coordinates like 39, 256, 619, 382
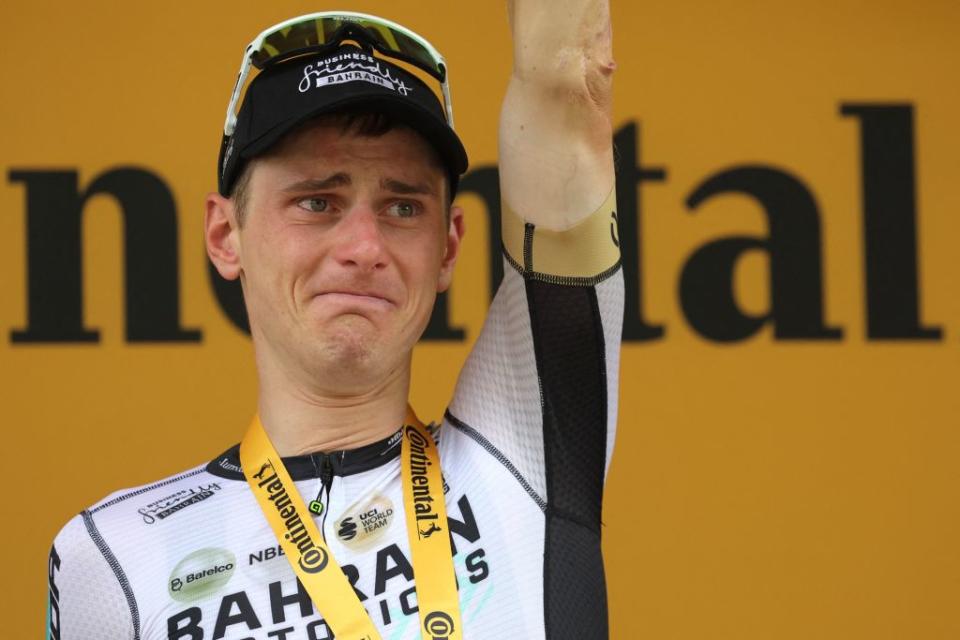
5, 110, 943, 345
209, 259, 249, 334
423, 166, 503, 340
421, 166, 506, 340
840, 104, 942, 340
8, 168, 200, 343
458, 166, 505, 300
421, 170, 494, 341
614, 122, 668, 342
423, 291, 462, 341
680, 167, 843, 342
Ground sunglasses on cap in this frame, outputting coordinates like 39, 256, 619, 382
222, 11, 455, 138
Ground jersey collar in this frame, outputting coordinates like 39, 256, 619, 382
206, 426, 408, 481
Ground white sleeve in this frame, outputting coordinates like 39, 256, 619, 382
48, 513, 137, 640
447, 186, 623, 515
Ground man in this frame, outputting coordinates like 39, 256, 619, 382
48, 2, 621, 638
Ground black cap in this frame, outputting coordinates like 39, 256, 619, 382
218, 44, 469, 197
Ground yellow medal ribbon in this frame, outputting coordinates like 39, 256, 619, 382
240, 416, 380, 640
240, 409, 462, 640
400, 413, 463, 640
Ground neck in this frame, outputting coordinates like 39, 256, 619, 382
256, 357, 411, 457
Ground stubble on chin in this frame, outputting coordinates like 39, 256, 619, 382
314, 316, 381, 374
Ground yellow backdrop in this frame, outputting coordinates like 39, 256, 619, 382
3, 1, 958, 638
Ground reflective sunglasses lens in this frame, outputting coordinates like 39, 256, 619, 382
250, 16, 443, 81
252, 17, 340, 67
379, 26, 443, 78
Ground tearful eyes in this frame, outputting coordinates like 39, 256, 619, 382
295, 198, 420, 218
297, 197, 329, 213
387, 201, 418, 218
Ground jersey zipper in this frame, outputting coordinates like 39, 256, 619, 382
309, 453, 335, 541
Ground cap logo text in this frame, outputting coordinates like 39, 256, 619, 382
299, 52, 412, 96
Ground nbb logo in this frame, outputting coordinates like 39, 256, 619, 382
4, 104, 942, 345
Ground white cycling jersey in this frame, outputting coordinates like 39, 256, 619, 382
47, 194, 624, 640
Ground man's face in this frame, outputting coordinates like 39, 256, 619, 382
219, 120, 463, 383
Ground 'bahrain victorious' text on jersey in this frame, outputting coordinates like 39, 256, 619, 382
47, 191, 624, 640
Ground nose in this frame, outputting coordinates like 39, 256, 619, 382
332, 204, 389, 271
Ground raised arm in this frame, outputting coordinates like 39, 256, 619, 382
499, 0, 615, 230
447, 7, 621, 632
448, 0, 622, 513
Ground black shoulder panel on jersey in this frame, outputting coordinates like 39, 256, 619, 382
82, 511, 141, 640
526, 279, 609, 638
207, 444, 246, 480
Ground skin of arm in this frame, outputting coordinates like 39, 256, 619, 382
499, 0, 615, 231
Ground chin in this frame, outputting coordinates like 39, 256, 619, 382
317, 320, 381, 369
321, 338, 373, 368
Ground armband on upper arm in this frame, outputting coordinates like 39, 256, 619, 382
502, 186, 620, 285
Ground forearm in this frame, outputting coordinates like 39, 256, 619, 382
500, 0, 615, 230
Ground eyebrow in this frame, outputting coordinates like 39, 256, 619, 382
279, 174, 436, 197
381, 178, 436, 197
281, 173, 351, 192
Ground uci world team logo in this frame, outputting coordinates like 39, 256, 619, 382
335, 494, 395, 548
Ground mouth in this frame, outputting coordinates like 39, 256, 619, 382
313, 290, 396, 311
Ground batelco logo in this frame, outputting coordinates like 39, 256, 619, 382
167, 548, 236, 604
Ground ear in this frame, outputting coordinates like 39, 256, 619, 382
205, 192, 242, 281
437, 205, 466, 292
